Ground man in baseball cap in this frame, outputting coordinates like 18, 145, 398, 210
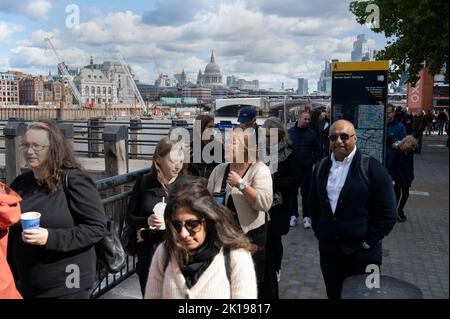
238, 106, 257, 129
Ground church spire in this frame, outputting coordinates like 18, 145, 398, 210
210, 50, 215, 63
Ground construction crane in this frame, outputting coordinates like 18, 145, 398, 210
116, 52, 146, 112
44, 37, 84, 107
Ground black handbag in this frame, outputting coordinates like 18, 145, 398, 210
120, 223, 137, 256
63, 171, 126, 274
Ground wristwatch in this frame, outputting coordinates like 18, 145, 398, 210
236, 178, 247, 191
362, 241, 371, 250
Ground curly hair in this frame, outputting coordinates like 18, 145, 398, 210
163, 176, 257, 268
24, 120, 82, 192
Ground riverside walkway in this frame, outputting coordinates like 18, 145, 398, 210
100, 134, 448, 299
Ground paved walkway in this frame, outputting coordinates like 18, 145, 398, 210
102, 134, 449, 299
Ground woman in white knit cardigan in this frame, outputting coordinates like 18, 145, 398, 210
144, 176, 258, 299
207, 127, 273, 298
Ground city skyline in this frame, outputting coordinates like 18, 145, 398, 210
0, 0, 388, 90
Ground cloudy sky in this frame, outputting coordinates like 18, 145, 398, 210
0, 0, 388, 90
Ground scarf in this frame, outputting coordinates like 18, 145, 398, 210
266, 140, 293, 167
181, 236, 220, 289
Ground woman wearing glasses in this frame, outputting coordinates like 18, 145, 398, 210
144, 176, 257, 299
8, 120, 107, 298
207, 128, 273, 298
126, 137, 186, 296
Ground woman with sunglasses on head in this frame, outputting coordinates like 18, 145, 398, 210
144, 176, 257, 299
126, 137, 186, 296
8, 120, 107, 299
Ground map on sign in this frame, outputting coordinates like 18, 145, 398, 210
357, 104, 384, 129
355, 129, 384, 163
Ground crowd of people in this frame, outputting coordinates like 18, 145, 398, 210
1, 102, 438, 299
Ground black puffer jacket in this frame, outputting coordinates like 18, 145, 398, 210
288, 124, 321, 169
268, 144, 301, 236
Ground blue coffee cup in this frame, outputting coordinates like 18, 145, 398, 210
21, 212, 41, 230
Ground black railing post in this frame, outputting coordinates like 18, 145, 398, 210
58, 123, 74, 145
129, 118, 142, 159
88, 117, 103, 158
4, 120, 26, 184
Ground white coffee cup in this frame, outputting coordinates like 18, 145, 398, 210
153, 197, 167, 230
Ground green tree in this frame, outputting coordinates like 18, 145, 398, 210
349, 0, 448, 84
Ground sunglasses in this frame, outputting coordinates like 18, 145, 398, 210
328, 133, 355, 142
171, 219, 204, 234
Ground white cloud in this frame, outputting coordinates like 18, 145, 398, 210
2, 1, 386, 88
130, 64, 152, 84
0, 20, 25, 43
10, 45, 89, 69
72, 11, 181, 46
142, 0, 212, 26
303, 37, 356, 61
17, 29, 61, 48
250, 0, 352, 18
0, 0, 52, 20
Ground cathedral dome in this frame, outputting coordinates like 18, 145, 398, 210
204, 51, 221, 74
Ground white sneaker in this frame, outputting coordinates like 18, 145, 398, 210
303, 217, 312, 229
290, 216, 298, 227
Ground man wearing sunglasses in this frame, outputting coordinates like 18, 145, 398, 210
309, 120, 397, 299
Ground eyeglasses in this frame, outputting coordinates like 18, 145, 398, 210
20, 142, 49, 152
328, 133, 355, 142
171, 219, 204, 234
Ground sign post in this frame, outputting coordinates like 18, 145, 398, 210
331, 61, 389, 164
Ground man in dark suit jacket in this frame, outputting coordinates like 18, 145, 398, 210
309, 120, 397, 299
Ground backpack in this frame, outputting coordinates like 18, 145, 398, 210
314, 153, 370, 186
62, 170, 126, 274
120, 173, 149, 256
163, 246, 232, 282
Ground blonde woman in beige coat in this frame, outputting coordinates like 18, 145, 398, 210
208, 127, 273, 298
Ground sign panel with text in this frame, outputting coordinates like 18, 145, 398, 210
331, 61, 389, 164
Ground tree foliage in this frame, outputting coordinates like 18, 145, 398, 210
349, 0, 448, 85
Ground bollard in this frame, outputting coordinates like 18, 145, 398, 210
58, 123, 74, 145
88, 118, 103, 158
103, 125, 128, 222
4, 120, 27, 184
129, 118, 142, 160
103, 125, 129, 177
341, 274, 423, 299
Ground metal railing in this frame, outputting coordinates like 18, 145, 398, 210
90, 167, 150, 299
0, 119, 191, 159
